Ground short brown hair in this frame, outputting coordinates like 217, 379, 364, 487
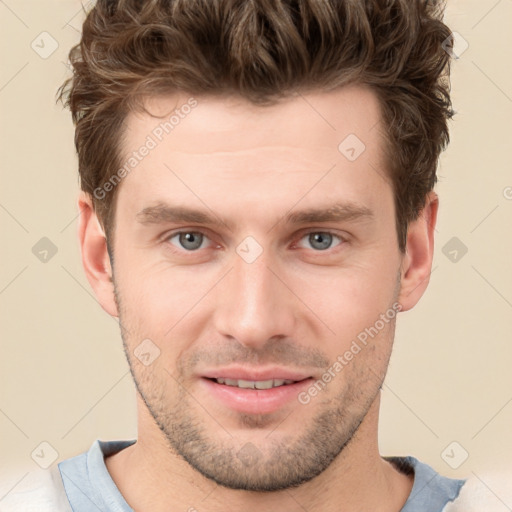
57, 0, 454, 253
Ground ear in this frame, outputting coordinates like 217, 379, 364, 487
397, 191, 439, 312
77, 192, 119, 317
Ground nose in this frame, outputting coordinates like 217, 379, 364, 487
212, 245, 296, 350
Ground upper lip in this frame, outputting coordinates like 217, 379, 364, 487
200, 366, 313, 382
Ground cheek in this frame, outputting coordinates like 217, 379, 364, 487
114, 230, 400, 353
115, 254, 200, 326
297, 263, 399, 343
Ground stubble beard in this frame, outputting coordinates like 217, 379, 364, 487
113, 276, 396, 492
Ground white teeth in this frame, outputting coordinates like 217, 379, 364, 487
255, 379, 275, 390
214, 378, 296, 389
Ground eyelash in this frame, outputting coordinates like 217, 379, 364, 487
163, 229, 347, 255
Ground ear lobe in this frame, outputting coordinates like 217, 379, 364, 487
77, 192, 119, 318
397, 191, 439, 312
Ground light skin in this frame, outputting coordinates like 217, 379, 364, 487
78, 85, 438, 512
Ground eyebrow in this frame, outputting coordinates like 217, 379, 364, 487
135, 201, 374, 231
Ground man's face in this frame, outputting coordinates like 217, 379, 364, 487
110, 85, 404, 491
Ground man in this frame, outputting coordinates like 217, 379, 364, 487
1, 0, 480, 510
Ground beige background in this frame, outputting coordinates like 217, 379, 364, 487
1, 0, 511, 504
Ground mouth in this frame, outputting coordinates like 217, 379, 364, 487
207, 377, 300, 389
199, 371, 314, 415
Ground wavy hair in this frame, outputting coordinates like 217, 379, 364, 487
57, 0, 454, 252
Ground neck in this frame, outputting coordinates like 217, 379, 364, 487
105, 393, 413, 512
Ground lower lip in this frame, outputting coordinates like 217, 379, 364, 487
200, 377, 313, 415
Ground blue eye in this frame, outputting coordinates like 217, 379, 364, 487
297, 232, 343, 251
168, 231, 209, 251
165, 229, 344, 254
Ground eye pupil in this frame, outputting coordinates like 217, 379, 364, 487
179, 232, 203, 250
309, 232, 332, 251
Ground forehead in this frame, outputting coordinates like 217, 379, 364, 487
115, 85, 391, 224
124, 85, 383, 155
